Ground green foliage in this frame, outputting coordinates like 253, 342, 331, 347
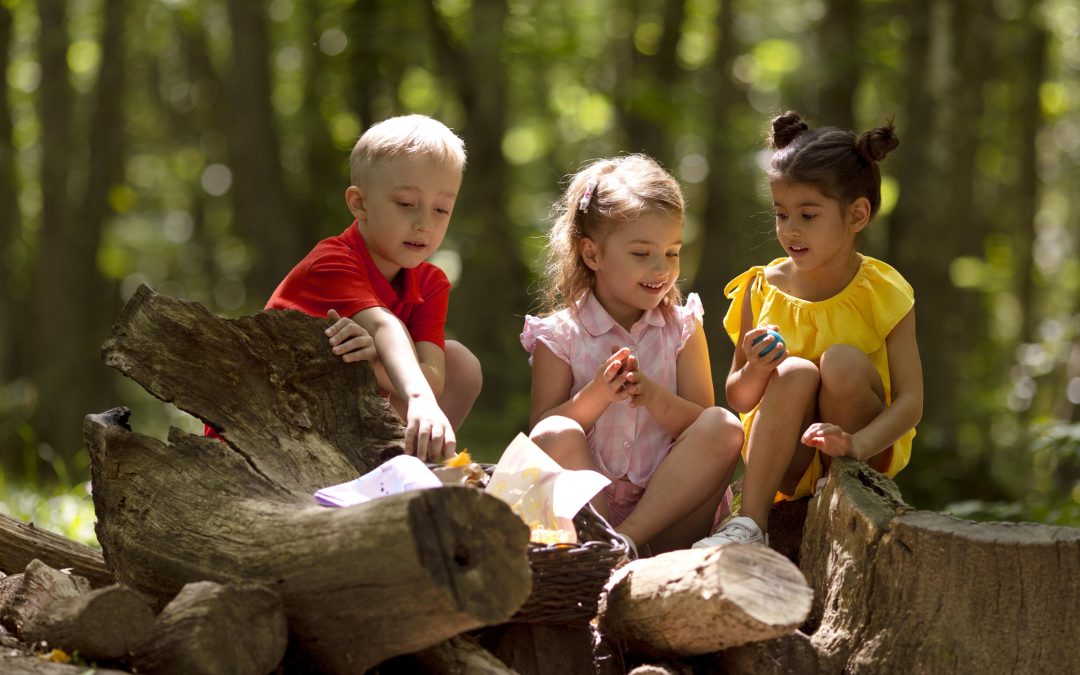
0, 0, 1078, 541
0, 475, 99, 548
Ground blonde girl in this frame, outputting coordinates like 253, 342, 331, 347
521, 154, 743, 557
694, 112, 923, 548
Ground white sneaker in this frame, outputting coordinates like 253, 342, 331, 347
691, 516, 767, 548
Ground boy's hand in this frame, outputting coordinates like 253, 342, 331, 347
405, 396, 456, 462
590, 348, 633, 403
326, 309, 377, 363
741, 324, 785, 377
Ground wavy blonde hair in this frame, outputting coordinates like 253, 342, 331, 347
540, 154, 685, 316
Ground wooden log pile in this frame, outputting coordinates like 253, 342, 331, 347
2, 285, 1077, 673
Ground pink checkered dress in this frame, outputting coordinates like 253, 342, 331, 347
521, 292, 704, 487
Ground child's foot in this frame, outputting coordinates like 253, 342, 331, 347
690, 516, 768, 548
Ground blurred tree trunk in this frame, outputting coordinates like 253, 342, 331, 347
299, 0, 346, 242
27, 0, 129, 465
887, 0, 932, 264
1012, 4, 1047, 347
424, 0, 531, 412
0, 3, 19, 382
614, 0, 686, 167
940, 0, 995, 431
347, 0, 389, 130
817, 0, 859, 129
889, 0, 957, 463
174, 15, 226, 301
28, 0, 75, 460
225, 0, 300, 301
694, 0, 752, 397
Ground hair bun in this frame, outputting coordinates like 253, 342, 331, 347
769, 111, 809, 149
856, 122, 900, 163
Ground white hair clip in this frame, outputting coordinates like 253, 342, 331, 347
578, 180, 597, 213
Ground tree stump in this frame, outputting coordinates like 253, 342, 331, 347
598, 544, 812, 657
88, 286, 533, 674
716, 457, 1080, 674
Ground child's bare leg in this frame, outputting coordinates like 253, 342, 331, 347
440, 340, 482, 430
529, 415, 610, 520
739, 357, 820, 532
617, 407, 743, 550
818, 344, 887, 469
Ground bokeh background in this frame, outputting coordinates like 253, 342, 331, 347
1, 0, 1078, 545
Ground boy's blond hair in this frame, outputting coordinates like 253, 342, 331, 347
349, 114, 467, 186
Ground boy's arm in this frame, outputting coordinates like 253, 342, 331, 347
414, 342, 446, 397
628, 324, 711, 438
370, 340, 446, 398
350, 306, 455, 460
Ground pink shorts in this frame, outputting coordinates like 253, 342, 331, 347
602, 478, 733, 530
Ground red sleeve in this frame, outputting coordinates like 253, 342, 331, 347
266, 249, 383, 319
405, 265, 450, 349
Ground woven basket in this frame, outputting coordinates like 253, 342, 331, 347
511, 502, 628, 624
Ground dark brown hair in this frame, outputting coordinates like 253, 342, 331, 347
767, 111, 899, 217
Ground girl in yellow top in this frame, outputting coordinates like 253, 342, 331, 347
693, 111, 923, 548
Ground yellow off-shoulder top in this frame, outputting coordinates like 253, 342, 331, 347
723, 254, 916, 500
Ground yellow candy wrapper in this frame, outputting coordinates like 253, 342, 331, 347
485, 433, 610, 544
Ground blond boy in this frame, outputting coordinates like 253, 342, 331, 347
266, 115, 481, 459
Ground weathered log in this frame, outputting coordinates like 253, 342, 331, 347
0, 560, 90, 636
598, 544, 812, 657
378, 634, 518, 674
89, 285, 534, 673
85, 412, 531, 674
476, 623, 598, 675
627, 664, 693, 675
792, 457, 1080, 674
1, 559, 153, 663
0, 512, 113, 587
0, 654, 131, 674
101, 283, 405, 484
0, 557, 155, 660
0, 572, 21, 613
133, 580, 286, 675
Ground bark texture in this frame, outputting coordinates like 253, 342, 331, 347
0, 559, 153, 662
598, 545, 812, 657
90, 286, 533, 673
725, 457, 1080, 674
0, 513, 113, 588
133, 581, 287, 675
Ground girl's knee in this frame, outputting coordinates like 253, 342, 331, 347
689, 407, 744, 460
445, 340, 483, 396
529, 415, 585, 445
819, 344, 878, 395
770, 356, 820, 393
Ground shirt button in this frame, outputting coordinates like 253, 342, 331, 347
629, 345, 636, 352
623, 441, 631, 448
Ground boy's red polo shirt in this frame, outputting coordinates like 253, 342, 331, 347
266, 220, 450, 349
205, 221, 450, 440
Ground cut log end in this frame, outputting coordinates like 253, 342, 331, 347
600, 545, 812, 658
409, 486, 532, 625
